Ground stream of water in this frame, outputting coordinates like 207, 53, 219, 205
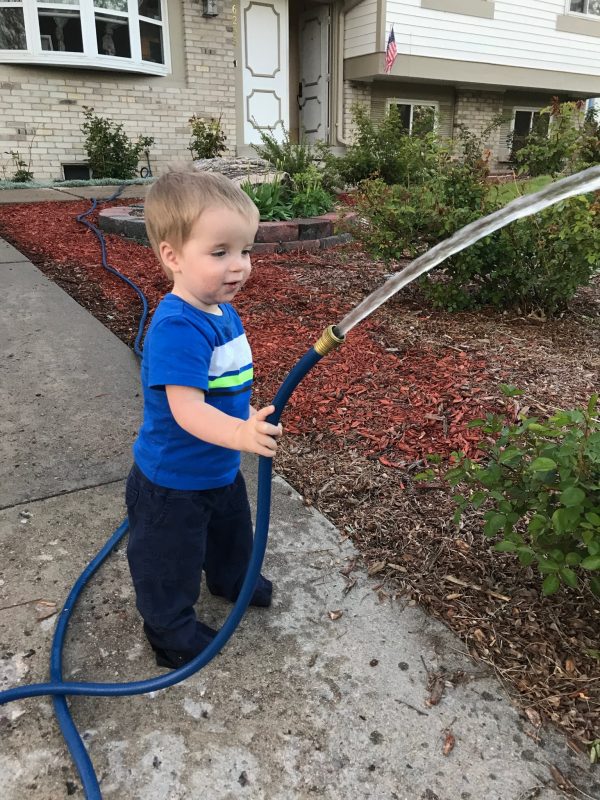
336, 165, 600, 337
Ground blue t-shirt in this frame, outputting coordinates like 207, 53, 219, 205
133, 294, 253, 490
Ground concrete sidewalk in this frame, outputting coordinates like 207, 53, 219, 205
0, 237, 597, 800
0, 184, 149, 204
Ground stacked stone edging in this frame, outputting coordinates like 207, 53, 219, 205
98, 206, 353, 252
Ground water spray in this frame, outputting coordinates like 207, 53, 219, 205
1, 166, 599, 799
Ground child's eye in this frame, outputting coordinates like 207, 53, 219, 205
242, 249, 252, 256
212, 251, 226, 257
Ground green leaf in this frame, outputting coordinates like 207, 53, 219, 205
530, 457, 557, 472
560, 486, 585, 507
542, 574, 560, 595
589, 577, 600, 597
580, 555, 600, 571
585, 512, 600, 526
495, 540, 517, 552
499, 384, 524, 397
528, 515, 548, 536
538, 558, 560, 573
515, 546, 534, 566
414, 470, 436, 481
483, 513, 506, 537
470, 491, 487, 509
559, 567, 578, 588
565, 551, 582, 566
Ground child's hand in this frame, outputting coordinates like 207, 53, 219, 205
234, 405, 282, 457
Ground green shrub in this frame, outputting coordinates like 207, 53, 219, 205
349, 142, 490, 264
252, 126, 313, 177
513, 98, 600, 177
290, 165, 333, 217
422, 193, 600, 315
240, 176, 292, 221
81, 107, 153, 180
335, 103, 441, 187
447, 390, 600, 597
188, 114, 227, 160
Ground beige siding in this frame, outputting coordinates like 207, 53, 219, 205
344, 0, 379, 58
370, 83, 455, 140
387, 0, 600, 77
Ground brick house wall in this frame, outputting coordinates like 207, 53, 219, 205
0, 0, 237, 181
452, 89, 505, 170
342, 80, 372, 143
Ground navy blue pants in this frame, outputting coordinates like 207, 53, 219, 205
125, 463, 258, 654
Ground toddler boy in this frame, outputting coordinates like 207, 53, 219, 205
125, 168, 282, 669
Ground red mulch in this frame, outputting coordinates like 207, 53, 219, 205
1, 198, 599, 769
0, 200, 500, 467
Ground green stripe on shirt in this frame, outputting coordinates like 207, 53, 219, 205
208, 366, 254, 390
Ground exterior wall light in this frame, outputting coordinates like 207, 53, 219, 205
202, 0, 218, 15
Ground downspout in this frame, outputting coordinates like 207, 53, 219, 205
336, 4, 347, 145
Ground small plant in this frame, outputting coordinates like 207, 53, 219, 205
447, 389, 600, 597
240, 176, 292, 221
8, 150, 34, 182
290, 166, 333, 217
188, 114, 227, 160
81, 107, 154, 180
252, 126, 314, 177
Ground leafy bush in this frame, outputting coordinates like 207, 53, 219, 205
252, 126, 313, 177
81, 107, 153, 180
447, 390, 600, 597
335, 103, 441, 187
513, 98, 600, 177
240, 177, 292, 221
348, 137, 490, 264
290, 166, 333, 217
424, 193, 600, 315
241, 165, 333, 221
188, 114, 227, 160
351, 124, 599, 316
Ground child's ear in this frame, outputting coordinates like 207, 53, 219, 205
159, 241, 180, 274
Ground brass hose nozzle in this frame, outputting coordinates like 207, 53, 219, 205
313, 325, 345, 357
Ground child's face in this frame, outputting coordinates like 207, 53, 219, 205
162, 206, 258, 314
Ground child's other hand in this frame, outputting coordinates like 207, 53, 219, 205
235, 405, 282, 457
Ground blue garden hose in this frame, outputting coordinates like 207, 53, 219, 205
0, 189, 345, 799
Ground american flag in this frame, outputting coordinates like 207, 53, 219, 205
384, 26, 397, 74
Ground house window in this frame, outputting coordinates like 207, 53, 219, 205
0, 0, 27, 50
509, 108, 549, 158
569, 0, 600, 15
0, 0, 169, 74
389, 102, 437, 135
38, 0, 84, 53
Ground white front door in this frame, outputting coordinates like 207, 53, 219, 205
299, 4, 330, 143
240, 0, 289, 146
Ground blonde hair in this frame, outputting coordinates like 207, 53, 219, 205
144, 166, 259, 279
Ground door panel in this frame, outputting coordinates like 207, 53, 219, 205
241, 0, 289, 146
299, 4, 330, 143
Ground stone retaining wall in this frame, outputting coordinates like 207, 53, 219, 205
98, 206, 352, 253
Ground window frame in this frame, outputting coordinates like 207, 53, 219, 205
504, 105, 550, 161
0, 0, 170, 75
385, 98, 439, 134
566, 0, 600, 17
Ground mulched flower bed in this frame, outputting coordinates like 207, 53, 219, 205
1, 198, 599, 755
